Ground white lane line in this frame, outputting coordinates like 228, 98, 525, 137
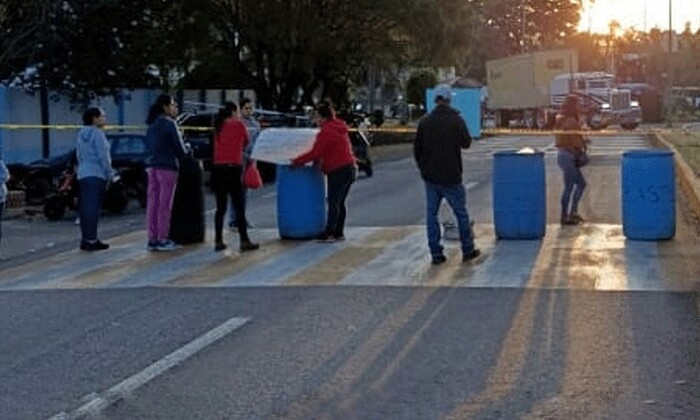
48, 317, 250, 420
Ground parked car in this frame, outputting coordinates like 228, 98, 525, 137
178, 109, 311, 183
177, 112, 215, 170
107, 133, 150, 208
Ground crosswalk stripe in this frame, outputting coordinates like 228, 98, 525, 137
287, 227, 416, 286
166, 233, 301, 287
102, 246, 222, 289
217, 228, 377, 287
0, 230, 145, 287
1, 222, 696, 292
340, 230, 426, 286
3, 244, 147, 290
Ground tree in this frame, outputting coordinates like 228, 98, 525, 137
406, 69, 438, 109
466, 0, 584, 82
208, 0, 431, 109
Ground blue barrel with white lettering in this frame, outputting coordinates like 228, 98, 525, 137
493, 150, 546, 239
276, 164, 326, 239
621, 149, 675, 240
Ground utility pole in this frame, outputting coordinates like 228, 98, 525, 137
666, 0, 674, 127
521, 6, 526, 54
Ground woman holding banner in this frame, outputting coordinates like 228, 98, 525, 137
290, 102, 357, 242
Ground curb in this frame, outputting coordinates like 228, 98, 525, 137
654, 133, 700, 221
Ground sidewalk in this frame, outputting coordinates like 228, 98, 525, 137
655, 132, 700, 227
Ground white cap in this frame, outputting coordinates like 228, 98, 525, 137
433, 84, 453, 102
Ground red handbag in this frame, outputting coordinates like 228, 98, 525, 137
243, 161, 263, 189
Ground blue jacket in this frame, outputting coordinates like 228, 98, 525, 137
146, 115, 187, 171
76, 126, 114, 181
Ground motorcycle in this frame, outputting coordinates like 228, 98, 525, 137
43, 167, 129, 221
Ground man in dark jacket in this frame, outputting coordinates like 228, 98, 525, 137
414, 84, 480, 264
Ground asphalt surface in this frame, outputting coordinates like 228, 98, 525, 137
1, 288, 698, 420
1, 134, 699, 420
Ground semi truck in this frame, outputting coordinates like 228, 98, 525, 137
486, 49, 642, 130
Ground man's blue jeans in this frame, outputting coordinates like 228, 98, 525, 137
424, 181, 475, 258
79, 177, 106, 242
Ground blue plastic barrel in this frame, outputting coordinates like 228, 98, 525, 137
276, 164, 326, 239
621, 149, 675, 240
493, 150, 546, 239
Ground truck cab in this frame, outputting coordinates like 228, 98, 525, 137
550, 72, 642, 130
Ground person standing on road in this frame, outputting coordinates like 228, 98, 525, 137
0, 158, 10, 249
145, 94, 187, 251
290, 101, 357, 242
212, 102, 259, 253
555, 94, 588, 225
75, 107, 114, 251
228, 97, 260, 229
414, 84, 480, 265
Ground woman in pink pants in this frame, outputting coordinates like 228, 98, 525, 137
145, 94, 187, 251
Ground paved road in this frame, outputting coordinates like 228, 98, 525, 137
1, 134, 699, 419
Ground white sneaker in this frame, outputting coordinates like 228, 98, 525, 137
74, 217, 80, 225
156, 240, 179, 251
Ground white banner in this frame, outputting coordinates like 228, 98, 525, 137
250, 128, 319, 164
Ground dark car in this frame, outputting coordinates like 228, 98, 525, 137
177, 112, 215, 170
107, 133, 150, 208
178, 109, 311, 183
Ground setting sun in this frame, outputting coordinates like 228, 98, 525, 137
578, 0, 700, 34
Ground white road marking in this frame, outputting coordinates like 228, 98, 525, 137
340, 230, 427, 286
220, 227, 376, 286
47, 317, 250, 420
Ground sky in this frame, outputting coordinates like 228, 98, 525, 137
578, 0, 700, 34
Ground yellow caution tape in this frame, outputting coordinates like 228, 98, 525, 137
0, 124, 213, 132
0, 124, 690, 136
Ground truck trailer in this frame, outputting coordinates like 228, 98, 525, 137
486, 49, 641, 130
486, 49, 578, 128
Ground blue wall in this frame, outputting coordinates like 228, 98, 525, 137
426, 87, 481, 138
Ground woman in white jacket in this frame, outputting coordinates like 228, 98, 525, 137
75, 107, 114, 251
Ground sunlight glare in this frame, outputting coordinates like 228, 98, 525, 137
578, 0, 700, 34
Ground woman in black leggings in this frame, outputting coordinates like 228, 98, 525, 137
211, 102, 259, 252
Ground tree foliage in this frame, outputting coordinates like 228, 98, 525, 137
406, 69, 438, 108
3, 0, 699, 110
463, 0, 582, 80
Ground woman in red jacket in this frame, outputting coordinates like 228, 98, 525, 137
212, 102, 259, 252
291, 102, 357, 242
